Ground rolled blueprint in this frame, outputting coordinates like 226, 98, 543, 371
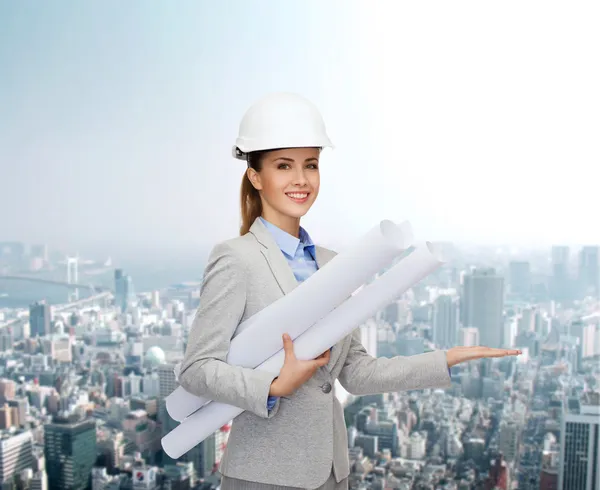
166, 219, 414, 422
161, 241, 444, 459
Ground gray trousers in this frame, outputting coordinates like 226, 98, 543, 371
220, 468, 348, 490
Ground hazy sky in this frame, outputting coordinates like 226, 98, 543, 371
1, 1, 598, 260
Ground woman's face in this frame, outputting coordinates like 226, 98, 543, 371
248, 147, 320, 227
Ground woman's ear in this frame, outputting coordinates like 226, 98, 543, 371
247, 168, 262, 191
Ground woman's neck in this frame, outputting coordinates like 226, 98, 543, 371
261, 212, 301, 238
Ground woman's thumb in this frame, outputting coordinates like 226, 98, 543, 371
282, 334, 295, 357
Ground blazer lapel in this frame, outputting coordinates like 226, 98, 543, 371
249, 218, 298, 295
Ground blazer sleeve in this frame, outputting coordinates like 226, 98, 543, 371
177, 241, 279, 419
337, 329, 452, 396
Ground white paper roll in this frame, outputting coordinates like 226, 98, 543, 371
166, 220, 414, 422
161, 242, 443, 459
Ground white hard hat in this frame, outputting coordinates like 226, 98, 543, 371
232, 92, 334, 160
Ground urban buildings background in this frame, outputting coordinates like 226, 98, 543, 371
0, 240, 598, 490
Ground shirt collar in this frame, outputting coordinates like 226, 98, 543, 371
259, 217, 315, 258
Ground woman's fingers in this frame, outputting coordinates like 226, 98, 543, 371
314, 349, 331, 367
448, 346, 522, 366
282, 334, 296, 360
482, 347, 521, 357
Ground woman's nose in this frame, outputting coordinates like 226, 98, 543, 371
292, 168, 308, 185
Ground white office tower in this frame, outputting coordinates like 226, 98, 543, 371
433, 295, 459, 349
498, 419, 519, 462
0, 430, 34, 487
458, 327, 479, 347
359, 319, 378, 357
582, 323, 600, 358
504, 317, 518, 349
408, 432, 426, 460
462, 268, 504, 348
157, 363, 180, 442
558, 392, 600, 490
157, 363, 178, 400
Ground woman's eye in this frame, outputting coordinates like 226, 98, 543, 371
278, 163, 290, 170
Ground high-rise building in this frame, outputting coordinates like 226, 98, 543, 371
29, 301, 51, 337
551, 246, 571, 302
518, 307, 536, 335
458, 327, 479, 347
433, 295, 459, 349
579, 246, 600, 299
184, 433, 217, 479
115, 270, 135, 313
558, 391, 600, 490
498, 420, 519, 462
508, 261, 531, 298
158, 363, 219, 474
0, 379, 16, 404
66, 257, 79, 302
462, 268, 504, 348
44, 415, 97, 490
158, 363, 181, 466
359, 319, 378, 357
0, 430, 33, 486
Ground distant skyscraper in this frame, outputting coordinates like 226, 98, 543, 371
433, 295, 459, 349
579, 246, 600, 299
558, 392, 600, 490
44, 416, 97, 490
508, 261, 531, 298
551, 246, 571, 302
114, 269, 135, 312
462, 268, 504, 348
66, 256, 79, 302
29, 301, 51, 337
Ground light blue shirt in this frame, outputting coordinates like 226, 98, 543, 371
260, 217, 319, 410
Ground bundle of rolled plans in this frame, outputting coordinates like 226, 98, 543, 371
161, 219, 445, 459
167, 219, 413, 422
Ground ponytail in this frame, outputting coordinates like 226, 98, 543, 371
239, 151, 266, 235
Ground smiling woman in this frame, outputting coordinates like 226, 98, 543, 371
178, 92, 520, 490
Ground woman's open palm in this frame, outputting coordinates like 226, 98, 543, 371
446, 346, 521, 367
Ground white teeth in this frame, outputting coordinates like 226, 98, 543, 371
287, 193, 308, 199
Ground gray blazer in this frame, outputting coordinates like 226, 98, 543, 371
178, 217, 451, 489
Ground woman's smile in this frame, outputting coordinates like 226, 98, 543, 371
285, 192, 310, 204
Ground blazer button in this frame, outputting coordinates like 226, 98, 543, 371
322, 382, 332, 394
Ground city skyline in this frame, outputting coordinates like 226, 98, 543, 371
0, 231, 597, 490
1, 1, 599, 258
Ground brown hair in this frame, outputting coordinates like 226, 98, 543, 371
239, 151, 267, 235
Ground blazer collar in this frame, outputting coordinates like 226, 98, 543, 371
249, 217, 298, 295
248, 217, 329, 293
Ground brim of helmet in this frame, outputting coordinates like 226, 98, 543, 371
232, 144, 334, 161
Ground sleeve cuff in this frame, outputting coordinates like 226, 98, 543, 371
267, 396, 278, 410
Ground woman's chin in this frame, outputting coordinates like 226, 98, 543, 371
286, 205, 313, 218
